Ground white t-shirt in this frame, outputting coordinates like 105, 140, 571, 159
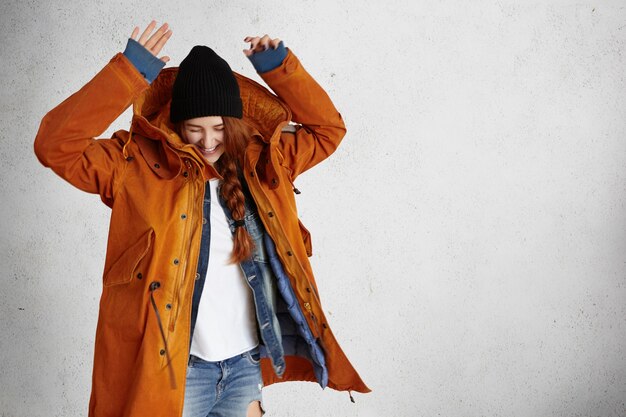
189, 179, 259, 361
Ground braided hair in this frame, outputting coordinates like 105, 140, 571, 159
214, 117, 256, 263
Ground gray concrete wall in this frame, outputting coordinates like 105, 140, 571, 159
2, 0, 625, 416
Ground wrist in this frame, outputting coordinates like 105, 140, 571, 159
122, 38, 166, 83
247, 41, 288, 73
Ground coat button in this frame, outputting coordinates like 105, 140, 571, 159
183, 171, 189, 177
202, 218, 207, 224
268, 212, 274, 217
287, 251, 293, 256
322, 323, 328, 329
306, 287, 311, 293
154, 163, 160, 169
195, 273, 200, 280
136, 273, 143, 280
159, 349, 166, 356
304, 302, 311, 311
181, 214, 187, 219
165, 303, 172, 310
173, 258, 180, 265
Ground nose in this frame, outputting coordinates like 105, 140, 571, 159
201, 136, 218, 149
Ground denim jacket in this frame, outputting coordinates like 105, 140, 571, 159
188, 177, 328, 387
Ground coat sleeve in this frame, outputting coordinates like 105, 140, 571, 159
259, 49, 346, 180
34, 53, 149, 205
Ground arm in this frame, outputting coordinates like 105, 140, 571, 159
34, 53, 147, 202
244, 36, 346, 180
34, 21, 172, 204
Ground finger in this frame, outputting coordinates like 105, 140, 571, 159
248, 39, 260, 52
130, 26, 139, 40
148, 27, 171, 53
160, 56, 170, 63
252, 39, 263, 52
151, 29, 173, 56
247, 37, 260, 49
138, 20, 156, 45
243, 49, 255, 57
245, 36, 272, 55
250, 36, 269, 53
259, 34, 271, 50
145, 22, 169, 51
270, 38, 281, 49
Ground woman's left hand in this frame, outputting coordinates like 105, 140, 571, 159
243, 35, 281, 57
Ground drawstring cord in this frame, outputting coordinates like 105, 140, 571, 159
349, 390, 355, 403
122, 125, 134, 161
149, 281, 177, 389
286, 175, 301, 195
279, 161, 301, 195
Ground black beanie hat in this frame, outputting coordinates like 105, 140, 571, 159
170, 45, 243, 123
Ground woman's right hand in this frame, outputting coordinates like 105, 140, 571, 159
130, 20, 172, 63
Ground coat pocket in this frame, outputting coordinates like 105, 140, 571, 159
298, 219, 312, 257
103, 228, 155, 287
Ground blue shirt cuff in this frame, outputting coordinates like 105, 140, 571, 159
247, 41, 288, 73
122, 38, 166, 83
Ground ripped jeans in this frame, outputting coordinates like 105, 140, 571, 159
182, 346, 264, 417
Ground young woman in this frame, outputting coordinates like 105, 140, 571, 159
34, 21, 369, 417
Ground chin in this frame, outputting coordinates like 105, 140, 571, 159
204, 152, 224, 166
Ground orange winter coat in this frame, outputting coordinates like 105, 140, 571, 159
34, 49, 369, 417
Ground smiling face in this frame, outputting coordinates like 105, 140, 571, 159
180, 116, 225, 166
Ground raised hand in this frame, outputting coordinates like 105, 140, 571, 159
243, 34, 282, 57
130, 20, 173, 63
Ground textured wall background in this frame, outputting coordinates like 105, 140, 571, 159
1, 0, 625, 416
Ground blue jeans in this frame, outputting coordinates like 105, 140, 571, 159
182, 346, 264, 417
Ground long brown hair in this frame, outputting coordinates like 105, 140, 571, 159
177, 116, 256, 263
216, 117, 256, 263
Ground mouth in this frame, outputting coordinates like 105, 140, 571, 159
199, 144, 220, 155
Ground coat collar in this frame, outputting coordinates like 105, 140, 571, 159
128, 67, 292, 180
132, 67, 292, 141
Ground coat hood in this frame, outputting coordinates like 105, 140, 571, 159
125, 66, 292, 181
129, 66, 292, 147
